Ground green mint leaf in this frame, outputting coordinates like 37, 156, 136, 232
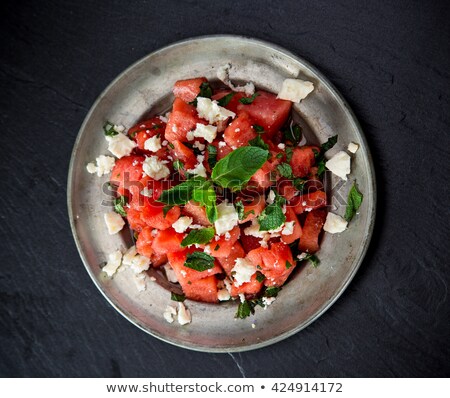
211, 146, 268, 191
276, 153, 283, 159
181, 227, 215, 247
258, 202, 286, 231
163, 205, 173, 217
321, 135, 338, 153
168, 142, 175, 149
235, 200, 255, 221
283, 124, 302, 146
173, 159, 184, 171
301, 253, 320, 267
285, 261, 293, 269
317, 159, 326, 177
207, 144, 218, 169
157, 177, 206, 205
235, 300, 252, 319
239, 92, 259, 104
253, 124, 264, 133
248, 135, 269, 151
214, 244, 220, 251
344, 181, 363, 222
217, 92, 235, 107
103, 121, 118, 137
255, 271, 266, 283
293, 177, 306, 191
189, 82, 213, 106
184, 252, 215, 272
170, 292, 186, 302
191, 180, 218, 223
114, 195, 128, 217
277, 163, 293, 178
285, 146, 294, 163
265, 286, 281, 297
152, 124, 162, 130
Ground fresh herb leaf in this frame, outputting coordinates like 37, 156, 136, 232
277, 163, 293, 178
248, 135, 269, 151
173, 159, 184, 171
211, 146, 268, 191
315, 135, 338, 177
235, 200, 255, 221
253, 124, 264, 133
286, 261, 293, 269
300, 253, 320, 267
181, 227, 215, 247
285, 146, 294, 163
163, 205, 173, 217
235, 300, 252, 319
293, 177, 306, 191
184, 252, 215, 272
317, 159, 326, 177
189, 82, 213, 106
152, 124, 162, 130
170, 292, 186, 302
207, 144, 217, 169
265, 286, 281, 297
214, 244, 220, 251
255, 271, 266, 283
157, 177, 205, 205
191, 180, 218, 223
276, 153, 284, 159
321, 135, 338, 153
114, 196, 128, 217
217, 92, 235, 107
168, 142, 175, 149
344, 181, 363, 222
283, 124, 302, 146
239, 92, 259, 104
258, 201, 286, 231
103, 121, 118, 137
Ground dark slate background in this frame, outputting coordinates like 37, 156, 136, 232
1, 0, 449, 377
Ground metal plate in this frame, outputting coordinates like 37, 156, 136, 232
67, 35, 376, 352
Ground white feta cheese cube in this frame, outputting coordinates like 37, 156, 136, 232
193, 140, 206, 151
267, 190, 276, 204
218, 141, 227, 148
348, 142, 359, 153
186, 155, 207, 178
143, 135, 162, 152
102, 250, 122, 277
177, 302, 191, 325
262, 296, 276, 309
323, 212, 348, 233
232, 258, 256, 287
130, 254, 151, 274
86, 162, 97, 174
244, 219, 268, 238
122, 245, 138, 266
282, 221, 295, 236
141, 187, 153, 197
104, 212, 125, 235
190, 123, 217, 143
163, 264, 178, 283
172, 216, 193, 233
196, 97, 235, 124
106, 133, 136, 158
325, 151, 351, 180
217, 288, 231, 301
277, 143, 286, 150
95, 155, 116, 176
142, 155, 170, 180
133, 272, 146, 292
214, 202, 238, 235
163, 305, 177, 323
277, 78, 314, 103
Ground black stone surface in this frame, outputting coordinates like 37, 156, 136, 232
1, 0, 449, 377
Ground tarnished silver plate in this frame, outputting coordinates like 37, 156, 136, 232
67, 35, 376, 352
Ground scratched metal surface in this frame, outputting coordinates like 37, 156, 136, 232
1, 0, 449, 376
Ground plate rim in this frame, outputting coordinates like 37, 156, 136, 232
67, 34, 377, 353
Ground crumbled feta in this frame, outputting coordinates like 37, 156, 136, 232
162, 140, 168, 146
142, 156, 170, 180
267, 190, 276, 205
216, 63, 255, 96
102, 250, 122, 277
164, 264, 178, 283
104, 212, 125, 235
122, 245, 138, 266
238, 293, 246, 303
325, 151, 351, 180
113, 124, 125, 133
348, 142, 359, 153
134, 272, 146, 291
218, 141, 227, 148
177, 302, 191, 325
143, 135, 162, 152
189, 224, 203, 229
277, 143, 286, 150
159, 115, 168, 123
172, 216, 193, 233
218, 288, 231, 301
214, 202, 239, 235
323, 212, 348, 233
141, 187, 153, 197
196, 97, 235, 124
130, 254, 151, 274
244, 219, 268, 238
106, 133, 136, 158
187, 155, 207, 178
277, 78, 314, 102
297, 252, 308, 261
262, 296, 276, 309
224, 231, 231, 241
232, 258, 256, 287
189, 123, 217, 143
86, 155, 116, 177
282, 221, 295, 236
163, 305, 177, 323
193, 140, 206, 151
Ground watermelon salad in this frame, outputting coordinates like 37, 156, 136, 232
86, 67, 363, 325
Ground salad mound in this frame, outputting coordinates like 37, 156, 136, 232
89, 73, 363, 321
